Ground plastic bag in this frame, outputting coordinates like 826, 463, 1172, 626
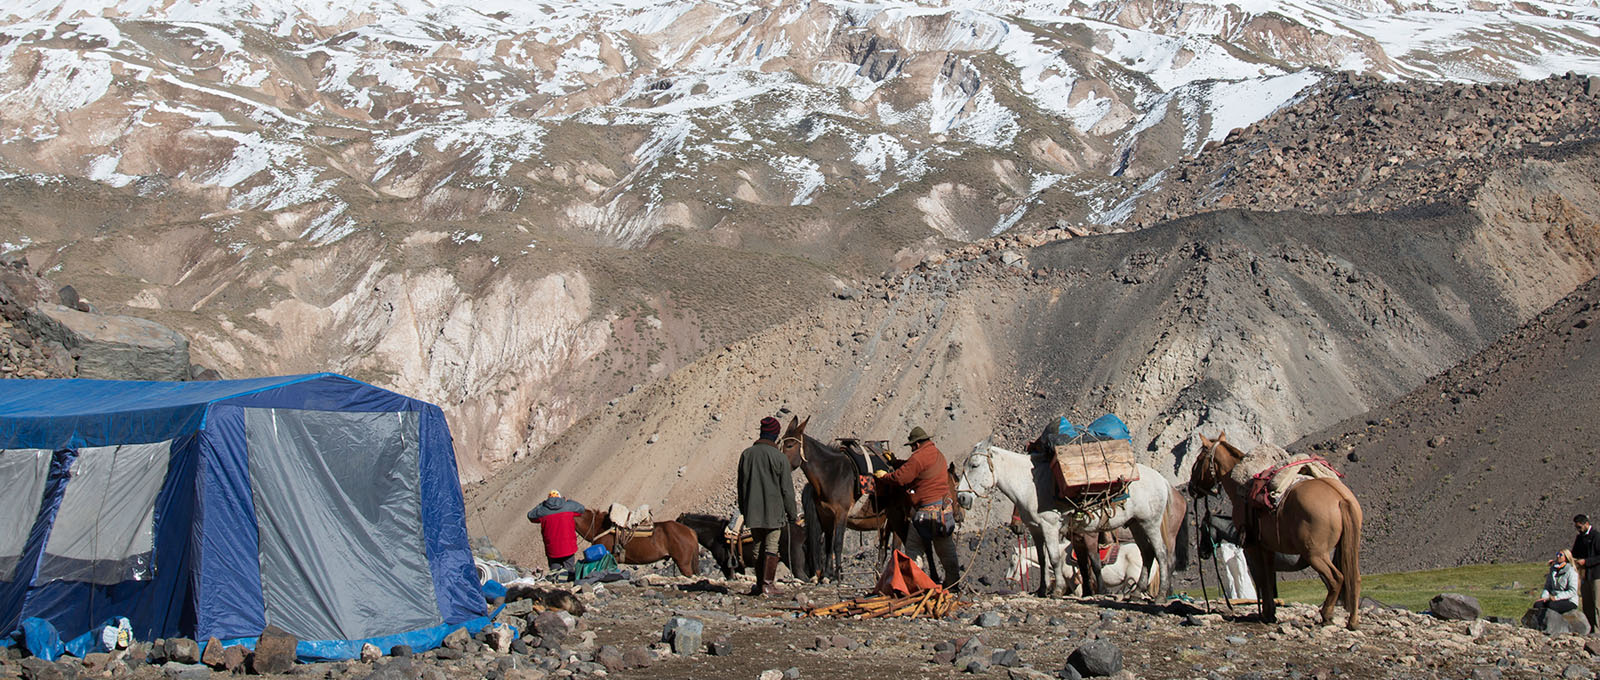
20, 617, 63, 662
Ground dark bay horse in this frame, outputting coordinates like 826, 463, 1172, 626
573, 508, 700, 577
780, 416, 962, 582
1191, 432, 1362, 629
674, 513, 807, 579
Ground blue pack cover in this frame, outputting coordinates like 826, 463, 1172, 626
21, 617, 63, 662
1039, 417, 1080, 448
1085, 414, 1131, 442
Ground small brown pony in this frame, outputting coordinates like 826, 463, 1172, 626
1190, 432, 1362, 629
573, 508, 700, 577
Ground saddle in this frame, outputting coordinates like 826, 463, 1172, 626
836, 438, 892, 503
606, 502, 655, 537
1229, 444, 1341, 511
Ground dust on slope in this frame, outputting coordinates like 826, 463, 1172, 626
1292, 276, 1600, 574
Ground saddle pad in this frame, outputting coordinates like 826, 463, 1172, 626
1051, 439, 1139, 498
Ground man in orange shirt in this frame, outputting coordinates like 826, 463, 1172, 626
875, 426, 960, 587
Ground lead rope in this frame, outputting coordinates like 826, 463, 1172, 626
1204, 497, 1237, 614
1193, 495, 1212, 613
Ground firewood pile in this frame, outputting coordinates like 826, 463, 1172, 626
803, 588, 962, 619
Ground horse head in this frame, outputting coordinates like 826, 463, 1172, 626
779, 416, 809, 469
1189, 431, 1237, 496
956, 439, 997, 510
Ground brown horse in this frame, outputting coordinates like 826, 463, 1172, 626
1071, 485, 1190, 596
1190, 432, 1362, 629
573, 508, 700, 577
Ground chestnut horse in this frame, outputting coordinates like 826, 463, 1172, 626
573, 508, 699, 577
1190, 432, 1362, 629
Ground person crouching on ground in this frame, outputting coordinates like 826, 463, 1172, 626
738, 416, 798, 596
875, 426, 961, 588
527, 490, 586, 573
1533, 549, 1582, 627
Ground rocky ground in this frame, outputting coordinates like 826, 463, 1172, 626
9, 570, 1600, 680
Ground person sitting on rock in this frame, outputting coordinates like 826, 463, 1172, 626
1532, 549, 1581, 627
527, 490, 586, 574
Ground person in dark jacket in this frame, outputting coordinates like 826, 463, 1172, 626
1573, 514, 1600, 628
875, 426, 959, 587
527, 490, 586, 573
738, 417, 797, 596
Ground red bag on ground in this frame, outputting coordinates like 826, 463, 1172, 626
874, 549, 938, 596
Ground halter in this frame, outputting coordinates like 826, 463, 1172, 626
960, 448, 998, 499
780, 435, 806, 463
1192, 442, 1224, 497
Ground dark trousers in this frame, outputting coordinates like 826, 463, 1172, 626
547, 554, 576, 573
1583, 578, 1598, 629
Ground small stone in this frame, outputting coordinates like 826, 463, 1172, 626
532, 612, 570, 649
1586, 638, 1600, 657
708, 638, 732, 656
361, 643, 382, 662
1067, 639, 1122, 677
1048, 617, 1066, 627
759, 672, 783, 680
165, 638, 201, 665
661, 617, 703, 656
490, 627, 514, 654
1225, 635, 1248, 645
957, 636, 985, 659
596, 646, 625, 672
433, 647, 464, 661
390, 645, 413, 658
783, 667, 801, 680
161, 662, 211, 680
965, 657, 992, 673
991, 649, 1021, 667
1564, 664, 1594, 680
622, 647, 653, 668
829, 635, 858, 651
443, 628, 472, 651
200, 637, 225, 668
932, 651, 956, 665
222, 645, 249, 673
1430, 593, 1482, 620
975, 612, 1004, 628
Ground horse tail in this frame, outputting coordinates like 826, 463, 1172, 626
1337, 495, 1361, 619
802, 485, 824, 581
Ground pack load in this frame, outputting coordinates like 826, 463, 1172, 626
1045, 414, 1140, 499
1227, 442, 1342, 510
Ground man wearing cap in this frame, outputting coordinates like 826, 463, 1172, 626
527, 490, 586, 573
874, 426, 960, 587
738, 416, 798, 596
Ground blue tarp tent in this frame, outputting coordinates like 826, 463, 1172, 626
0, 373, 484, 658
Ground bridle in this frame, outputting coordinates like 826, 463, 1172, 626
1192, 442, 1223, 497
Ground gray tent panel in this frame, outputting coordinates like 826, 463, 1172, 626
40, 442, 170, 585
0, 449, 51, 580
246, 408, 440, 641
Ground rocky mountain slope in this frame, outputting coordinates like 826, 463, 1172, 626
1293, 275, 1600, 573
4, 1, 1600, 480
472, 125, 1600, 565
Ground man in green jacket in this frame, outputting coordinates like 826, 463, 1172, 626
738, 416, 797, 596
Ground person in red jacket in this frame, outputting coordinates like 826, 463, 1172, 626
527, 490, 586, 573
874, 426, 960, 587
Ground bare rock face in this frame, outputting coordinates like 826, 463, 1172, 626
25, 303, 190, 380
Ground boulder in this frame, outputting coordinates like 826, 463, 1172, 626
442, 628, 471, 651
25, 304, 189, 380
1523, 606, 1592, 635
530, 612, 570, 649
1067, 639, 1123, 677
361, 643, 383, 662
595, 646, 625, 672
161, 662, 211, 679
974, 612, 1003, 628
661, 617, 703, 656
622, 647, 653, 668
18, 658, 71, 680
251, 625, 298, 675
1429, 593, 1482, 620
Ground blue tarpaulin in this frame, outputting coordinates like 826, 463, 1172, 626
0, 374, 482, 659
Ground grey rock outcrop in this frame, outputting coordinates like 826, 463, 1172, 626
25, 304, 190, 380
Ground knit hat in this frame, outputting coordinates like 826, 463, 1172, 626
759, 417, 781, 441
905, 426, 931, 447
548, 489, 561, 498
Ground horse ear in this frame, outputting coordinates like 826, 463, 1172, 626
799, 416, 809, 432
1198, 433, 1212, 448
1217, 431, 1227, 442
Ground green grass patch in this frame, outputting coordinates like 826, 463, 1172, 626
1186, 562, 1548, 619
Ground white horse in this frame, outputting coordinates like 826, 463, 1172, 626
956, 441, 1175, 598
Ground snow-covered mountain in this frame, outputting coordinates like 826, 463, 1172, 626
2, 0, 1598, 478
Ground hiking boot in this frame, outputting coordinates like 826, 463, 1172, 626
760, 554, 783, 597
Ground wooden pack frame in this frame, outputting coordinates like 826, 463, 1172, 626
1050, 438, 1139, 498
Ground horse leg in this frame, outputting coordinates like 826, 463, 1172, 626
831, 511, 849, 582
1306, 551, 1342, 626
1030, 526, 1052, 598
1246, 543, 1277, 623
1075, 535, 1104, 596
1338, 497, 1362, 630
1040, 528, 1066, 598
1131, 517, 1172, 599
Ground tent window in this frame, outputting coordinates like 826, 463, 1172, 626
0, 449, 52, 581
39, 442, 171, 585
